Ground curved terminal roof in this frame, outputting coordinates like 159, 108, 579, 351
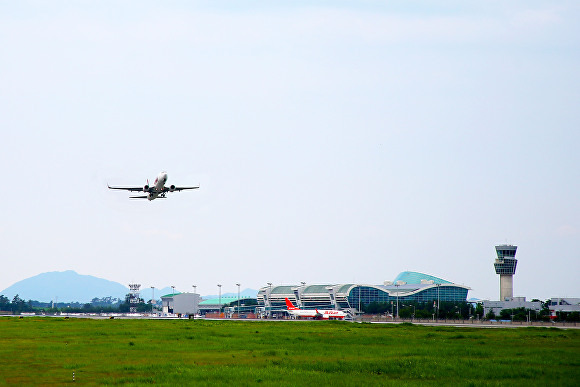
303, 285, 332, 294
270, 286, 295, 295
260, 272, 465, 299
265, 285, 335, 295
393, 271, 452, 284
337, 284, 356, 294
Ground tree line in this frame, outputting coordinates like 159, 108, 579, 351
362, 299, 580, 322
2, 293, 579, 322
0, 294, 153, 314
0, 295, 35, 314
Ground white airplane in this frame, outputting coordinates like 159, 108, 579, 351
108, 171, 199, 201
285, 298, 348, 320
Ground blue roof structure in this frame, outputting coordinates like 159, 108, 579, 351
393, 271, 452, 284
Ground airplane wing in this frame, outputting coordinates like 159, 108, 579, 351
108, 185, 146, 192
162, 185, 200, 192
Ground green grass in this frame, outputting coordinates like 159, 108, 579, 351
0, 318, 578, 386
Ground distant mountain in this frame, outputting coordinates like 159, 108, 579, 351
0, 270, 129, 303
0, 271, 259, 303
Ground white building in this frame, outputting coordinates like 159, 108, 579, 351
549, 298, 580, 313
161, 293, 200, 315
482, 297, 542, 317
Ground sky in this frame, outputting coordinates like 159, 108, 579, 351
1, 1, 579, 301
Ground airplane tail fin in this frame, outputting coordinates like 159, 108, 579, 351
285, 297, 298, 310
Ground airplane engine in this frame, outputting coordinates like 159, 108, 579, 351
143, 184, 149, 192
169, 185, 176, 192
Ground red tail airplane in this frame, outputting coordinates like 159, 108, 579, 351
285, 298, 348, 320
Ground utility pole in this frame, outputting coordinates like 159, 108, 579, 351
395, 283, 400, 319
236, 283, 241, 318
192, 285, 197, 316
436, 283, 440, 319
358, 285, 361, 316
267, 282, 272, 318
217, 284, 222, 317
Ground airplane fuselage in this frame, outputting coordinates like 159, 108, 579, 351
146, 171, 169, 200
154, 171, 168, 191
287, 309, 347, 320
285, 298, 347, 320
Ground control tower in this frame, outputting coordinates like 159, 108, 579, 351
494, 245, 518, 301
128, 284, 141, 313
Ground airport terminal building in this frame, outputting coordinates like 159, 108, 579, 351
257, 271, 470, 316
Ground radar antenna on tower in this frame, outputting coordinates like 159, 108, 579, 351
128, 284, 141, 313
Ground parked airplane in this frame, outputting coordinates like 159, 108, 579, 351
285, 298, 348, 320
108, 171, 199, 201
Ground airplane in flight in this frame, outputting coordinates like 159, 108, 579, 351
285, 298, 348, 320
108, 171, 199, 201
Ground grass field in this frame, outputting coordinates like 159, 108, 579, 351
0, 317, 578, 386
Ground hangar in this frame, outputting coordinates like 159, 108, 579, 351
161, 292, 201, 315
257, 271, 470, 316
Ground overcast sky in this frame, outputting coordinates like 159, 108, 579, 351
1, 1, 578, 301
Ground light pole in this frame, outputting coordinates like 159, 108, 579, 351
217, 284, 222, 316
267, 282, 272, 318
151, 286, 155, 313
358, 285, 361, 316
170, 286, 175, 314
395, 283, 400, 319
192, 285, 197, 316
236, 283, 241, 318
436, 283, 441, 319
402, 304, 415, 320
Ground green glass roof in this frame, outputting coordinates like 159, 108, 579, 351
393, 271, 452, 284
337, 284, 355, 294
270, 286, 295, 295
160, 293, 182, 298
303, 285, 333, 294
